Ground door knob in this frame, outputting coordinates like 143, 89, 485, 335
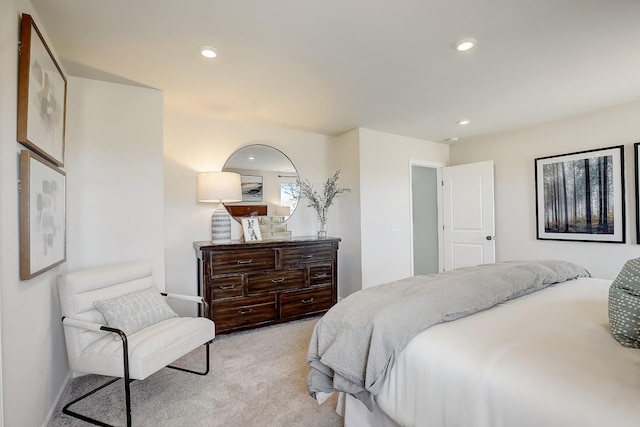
486, 236, 493, 241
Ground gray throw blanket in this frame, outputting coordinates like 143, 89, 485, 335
307, 260, 590, 409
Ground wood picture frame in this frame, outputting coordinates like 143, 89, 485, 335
17, 13, 67, 167
241, 217, 262, 242
20, 150, 66, 280
535, 145, 625, 243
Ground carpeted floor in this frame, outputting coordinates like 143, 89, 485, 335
50, 317, 342, 427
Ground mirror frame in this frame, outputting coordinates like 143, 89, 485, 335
222, 144, 299, 222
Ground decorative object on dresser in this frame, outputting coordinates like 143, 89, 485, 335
259, 215, 292, 240
296, 170, 351, 238
194, 236, 340, 334
197, 171, 242, 242
241, 217, 262, 241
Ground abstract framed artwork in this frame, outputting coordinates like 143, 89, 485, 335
535, 145, 625, 243
241, 175, 263, 202
17, 13, 67, 167
20, 150, 66, 280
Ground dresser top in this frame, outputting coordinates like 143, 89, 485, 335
194, 236, 341, 251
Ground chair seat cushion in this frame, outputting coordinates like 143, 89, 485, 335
70, 316, 215, 380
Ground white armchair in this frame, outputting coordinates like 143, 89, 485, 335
57, 260, 215, 426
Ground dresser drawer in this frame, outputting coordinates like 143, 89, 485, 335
280, 287, 333, 319
280, 244, 334, 267
247, 269, 304, 294
210, 275, 244, 300
212, 249, 275, 274
212, 295, 276, 331
309, 265, 333, 286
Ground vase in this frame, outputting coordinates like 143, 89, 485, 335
317, 208, 328, 239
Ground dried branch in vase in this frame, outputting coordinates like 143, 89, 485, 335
295, 170, 351, 237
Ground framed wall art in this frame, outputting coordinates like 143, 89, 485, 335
20, 150, 66, 280
241, 175, 263, 202
635, 142, 640, 243
535, 145, 625, 243
17, 13, 67, 167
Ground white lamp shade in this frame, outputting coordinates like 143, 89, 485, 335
197, 171, 242, 203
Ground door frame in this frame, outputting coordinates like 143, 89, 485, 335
409, 159, 446, 276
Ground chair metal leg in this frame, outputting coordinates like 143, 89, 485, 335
62, 377, 122, 427
61, 339, 211, 426
167, 341, 211, 375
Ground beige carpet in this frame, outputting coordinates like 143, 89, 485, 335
50, 317, 342, 427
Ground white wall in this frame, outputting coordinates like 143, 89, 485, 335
163, 110, 336, 314
333, 129, 362, 298
450, 101, 640, 279
0, 8, 165, 424
358, 128, 449, 288
66, 77, 165, 281
1, 4, 68, 426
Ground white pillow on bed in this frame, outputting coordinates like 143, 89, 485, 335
608, 258, 640, 348
94, 287, 177, 339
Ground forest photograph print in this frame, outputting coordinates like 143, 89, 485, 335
535, 146, 625, 243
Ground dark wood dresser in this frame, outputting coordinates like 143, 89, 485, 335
194, 236, 340, 334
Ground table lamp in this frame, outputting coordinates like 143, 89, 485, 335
197, 171, 242, 242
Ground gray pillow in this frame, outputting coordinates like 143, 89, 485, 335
608, 258, 640, 348
94, 287, 177, 339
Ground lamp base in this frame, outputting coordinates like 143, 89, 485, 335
211, 204, 232, 242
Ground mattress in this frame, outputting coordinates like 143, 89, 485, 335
353, 277, 640, 427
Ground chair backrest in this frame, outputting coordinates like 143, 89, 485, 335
57, 260, 156, 363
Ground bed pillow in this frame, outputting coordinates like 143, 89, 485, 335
94, 286, 177, 339
608, 258, 640, 348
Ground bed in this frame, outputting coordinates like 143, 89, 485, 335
307, 261, 640, 427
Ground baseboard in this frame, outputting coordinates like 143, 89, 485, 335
41, 371, 72, 427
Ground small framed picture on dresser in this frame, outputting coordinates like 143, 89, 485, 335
242, 217, 262, 241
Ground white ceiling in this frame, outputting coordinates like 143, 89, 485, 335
30, 0, 640, 144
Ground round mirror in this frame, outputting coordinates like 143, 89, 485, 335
222, 144, 299, 222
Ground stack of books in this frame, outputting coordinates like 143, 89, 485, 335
259, 216, 292, 240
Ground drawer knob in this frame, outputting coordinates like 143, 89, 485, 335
219, 284, 236, 290
238, 308, 254, 315
301, 298, 314, 304
301, 255, 313, 259
237, 259, 253, 265
314, 273, 328, 279
271, 278, 285, 284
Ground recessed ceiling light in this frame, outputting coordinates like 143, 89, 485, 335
445, 137, 459, 143
457, 119, 471, 125
200, 45, 218, 58
454, 37, 477, 52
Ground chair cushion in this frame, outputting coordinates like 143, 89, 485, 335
94, 287, 177, 339
71, 316, 215, 380
609, 257, 640, 348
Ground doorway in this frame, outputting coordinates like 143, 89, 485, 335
410, 160, 496, 276
410, 164, 440, 275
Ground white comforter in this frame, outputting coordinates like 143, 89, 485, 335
374, 277, 640, 427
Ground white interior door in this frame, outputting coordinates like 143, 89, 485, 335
442, 160, 495, 271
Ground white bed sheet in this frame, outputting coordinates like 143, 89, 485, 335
356, 277, 640, 427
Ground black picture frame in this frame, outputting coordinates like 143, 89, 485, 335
634, 142, 640, 244
535, 145, 625, 243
